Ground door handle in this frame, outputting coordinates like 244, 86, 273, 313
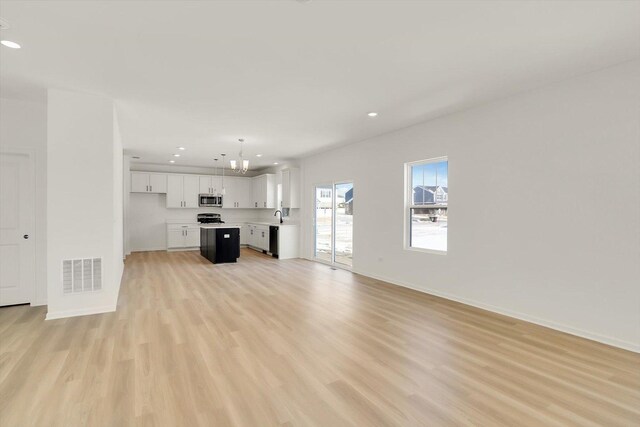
150, 185, 152, 192
146, 185, 149, 192
23, 234, 29, 239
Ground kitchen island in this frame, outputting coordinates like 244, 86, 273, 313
200, 225, 241, 264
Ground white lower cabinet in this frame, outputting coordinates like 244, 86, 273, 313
240, 225, 249, 245
167, 224, 200, 249
167, 229, 184, 249
246, 224, 269, 251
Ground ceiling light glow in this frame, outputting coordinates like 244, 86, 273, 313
177, 147, 186, 150
1, 40, 21, 49
173, 154, 180, 157
169, 160, 175, 163
367, 112, 378, 117
256, 154, 263, 157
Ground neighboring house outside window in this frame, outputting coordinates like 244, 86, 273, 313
406, 157, 448, 253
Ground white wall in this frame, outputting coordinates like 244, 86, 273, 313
46, 89, 124, 319
123, 155, 131, 256
301, 60, 640, 352
113, 107, 124, 278
0, 97, 48, 305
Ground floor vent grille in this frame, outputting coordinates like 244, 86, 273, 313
62, 258, 102, 294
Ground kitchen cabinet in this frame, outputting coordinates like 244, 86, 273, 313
199, 175, 222, 195
246, 223, 299, 259
167, 224, 200, 249
251, 174, 276, 209
167, 174, 199, 208
281, 168, 300, 209
222, 177, 252, 208
131, 172, 167, 193
248, 224, 269, 251
240, 224, 249, 245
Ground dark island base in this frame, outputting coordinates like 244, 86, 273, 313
200, 227, 240, 264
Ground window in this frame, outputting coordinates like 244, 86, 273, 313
406, 157, 448, 253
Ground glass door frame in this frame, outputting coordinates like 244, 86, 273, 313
313, 180, 354, 270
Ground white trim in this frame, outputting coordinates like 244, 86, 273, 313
30, 300, 48, 307
45, 304, 116, 320
131, 247, 167, 252
351, 269, 639, 353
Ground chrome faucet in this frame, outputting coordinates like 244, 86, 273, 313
274, 210, 283, 224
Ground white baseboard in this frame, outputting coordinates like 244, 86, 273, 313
45, 304, 116, 320
351, 269, 640, 354
131, 246, 166, 252
30, 300, 47, 307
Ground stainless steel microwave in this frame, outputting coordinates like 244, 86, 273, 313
199, 194, 223, 207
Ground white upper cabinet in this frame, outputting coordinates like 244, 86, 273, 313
222, 176, 252, 209
183, 175, 200, 208
166, 175, 184, 208
251, 174, 276, 209
199, 175, 223, 194
167, 174, 200, 208
199, 176, 212, 194
281, 168, 300, 209
131, 172, 167, 193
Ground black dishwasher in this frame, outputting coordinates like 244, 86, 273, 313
269, 226, 279, 258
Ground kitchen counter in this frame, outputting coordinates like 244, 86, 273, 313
245, 221, 299, 227
200, 224, 241, 229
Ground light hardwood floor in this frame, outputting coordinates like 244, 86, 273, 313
1, 249, 639, 426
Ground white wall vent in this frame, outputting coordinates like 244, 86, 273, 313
62, 258, 102, 294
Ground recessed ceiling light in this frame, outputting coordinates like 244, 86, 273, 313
273, 162, 279, 165
1, 40, 21, 49
177, 147, 185, 150
256, 154, 263, 157
367, 112, 378, 117
173, 154, 180, 157
169, 160, 175, 163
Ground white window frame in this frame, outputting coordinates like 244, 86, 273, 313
404, 156, 448, 255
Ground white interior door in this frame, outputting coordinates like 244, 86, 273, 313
0, 152, 35, 306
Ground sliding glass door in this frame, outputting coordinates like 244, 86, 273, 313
314, 182, 353, 268
314, 184, 333, 263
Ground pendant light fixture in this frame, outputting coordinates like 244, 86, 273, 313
230, 138, 249, 174
220, 154, 226, 195
213, 158, 219, 194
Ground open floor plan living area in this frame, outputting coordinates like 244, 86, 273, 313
1, 1, 639, 426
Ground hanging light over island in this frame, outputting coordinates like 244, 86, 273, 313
230, 138, 249, 174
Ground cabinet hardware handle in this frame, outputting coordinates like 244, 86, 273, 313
23, 234, 29, 239
150, 185, 152, 192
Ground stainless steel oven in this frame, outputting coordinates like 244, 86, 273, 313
199, 194, 223, 207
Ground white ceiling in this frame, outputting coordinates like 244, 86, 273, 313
1, 0, 639, 168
